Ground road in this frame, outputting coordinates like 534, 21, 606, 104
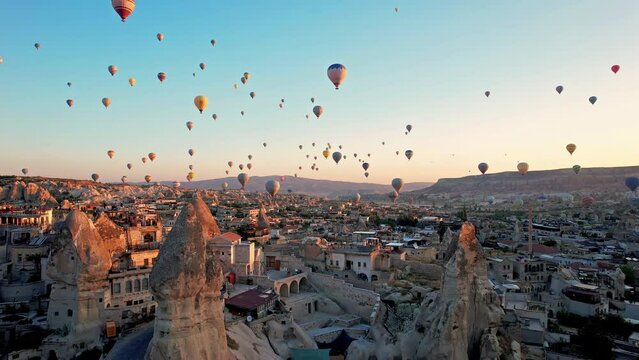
105, 322, 154, 360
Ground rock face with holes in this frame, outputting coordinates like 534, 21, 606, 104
45, 210, 111, 358
400, 221, 504, 360
144, 195, 228, 360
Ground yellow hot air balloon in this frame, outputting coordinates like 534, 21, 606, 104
566, 143, 576, 155
517, 162, 529, 175
322, 150, 330, 159
102, 97, 111, 108
128, 77, 136, 86
144, 175, 152, 183
194, 95, 208, 114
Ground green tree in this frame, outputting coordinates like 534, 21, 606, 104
621, 264, 636, 286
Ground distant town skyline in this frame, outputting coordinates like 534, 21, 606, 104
1, 1, 638, 184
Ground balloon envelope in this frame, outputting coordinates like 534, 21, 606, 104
625, 177, 639, 192
194, 95, 208, 113
238, 173, 249, 189
405, 150, 413, 160
327, 64, 348, 89
556, 85, 563, 94
313, 106, 324, 119
572, 165, 581, 174
265, 180, 281, 197
517, 162, 529, 175
589, 96, 597, 105
391, 178, 404, 193
566, 143, 576, 155
112, 0, 135, 22
478, 162, 489, 174
611, 65, 620, 74
332, 152, 342, 164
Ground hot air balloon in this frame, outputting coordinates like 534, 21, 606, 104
108, 65, 118, 76
517, 162, 529, 175
173, 181, 181, 188
186, 121, 194, 131
234, 84, 239, 89
611, 65, 620, 74
354, 193, 361, 204
332, 152, 342, 164
566, 143, 576, 155
187, 172, 195, 182
222, 182, 228, 191
21, 168, 28, 175
157, 33, 164, 41
248, 155, 253, 160
34, 43, 41, 50
225, 170, 229, 175
0, 56, 3, 65
112, 0, 135, 22
327, 64, 348, 89
478, 162, 489, 175
238, 173, 249, 190
582, 196, 594, 207
127, 163, 133, 170
128, 78, 136, 86
212, 114, 218, 121
91, 173, 100, 182
107, 150, 115, 159
188, 149, 194, 157
322, 150, 330, 159
199, 63, 206, 70
313, 106, 324, 119
247, 163, 253, 170
589, 96, 597, 105
121, 176, 128, 183
66, 99, 74, 107
555, 85, 563, 94
66, 82, 71, 87
263, 142, 267, 147
310, 97, 315, 103
362, 162, 370, 171
353, 153, 357, 157
298, 145, 303, 150
306, 115, 309, 119
148, 153, 156, 161
241, 111, 245, 116
364, 172, 369, 178
157, 72, 166, 83
406, 124, 412, 133
141, 157, 147, 164
389, 190, 399, 202
240, 77, 247, 85
339, 145, 343, 150
395, 151, 399, 156
572, 165, 581, 174
102, 98, 111, 108
243, 72, 251, 80
278, 103, 283, 109
298, 166, 302, 170
266, 180, 281, 197
144, 175, 152, 183
306, 155, 310, 159
250, 92, 256, 99
625, 177, 639, 192
189, 165, 193, 170
487, 196, 495, 205
194, 95, 208, 113
210, 39, 217, 46
405, 150, 413, 160
484, 91, 490, 98
392, 178, 404, 193
367, 153, 371, 158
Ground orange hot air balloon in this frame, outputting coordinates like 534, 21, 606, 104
107, 150, 115, 159
112, 0, 135, 22
128, 78, 136, 86
194, 95, 208, 113
322, 150, 330, 159
517, 162, 529, 175
157, 72, 166, 83
157, 33, 164, 41
108, 65, 118, 76
144, 175, 152, 183
566, 143, 576, 155
102, 98, 111, 108
66, 99, 74, 107
148, 153, 156, 162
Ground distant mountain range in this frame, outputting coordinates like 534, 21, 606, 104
162, 176, 433, 198
410, 166, 639, 196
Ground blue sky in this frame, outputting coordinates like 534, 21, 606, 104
1, 1, 638, 184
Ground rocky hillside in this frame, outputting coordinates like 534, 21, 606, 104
412, 166, 639, 196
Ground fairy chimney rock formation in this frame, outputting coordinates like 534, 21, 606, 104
257, 206, 270, 230
401, 221, 504, 360
144, 195, 228, 360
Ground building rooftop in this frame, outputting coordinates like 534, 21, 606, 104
226, 289, 277, 311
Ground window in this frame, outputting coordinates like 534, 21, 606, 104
142, 278, 149, 290
126, 281, 132, 293
144, 259, 149, 267
67, 309, 73, 317
143, 234, 154, 243
113, 283, 121, 294
363, 262, 367, 268
358, 262, 361, 267
126, 300, 132, 306
17, 254, 23, 262
54, 311, 59, 316
134, 279, 141, 292
336, 261, 339, 266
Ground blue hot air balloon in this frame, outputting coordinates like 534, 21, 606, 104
625, 177, 639, 192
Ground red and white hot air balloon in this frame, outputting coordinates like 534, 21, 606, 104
112, 0, 135, 22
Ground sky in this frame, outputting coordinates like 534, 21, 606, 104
0, 1, 638, 185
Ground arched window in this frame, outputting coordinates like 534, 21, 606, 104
134, 279, 141, 292
142, 278, 149, 290
126, 281, 132, 293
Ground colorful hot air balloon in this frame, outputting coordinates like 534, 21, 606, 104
327, 64, 348, 89
332, 152, 342, 164
478, 162, 489, 175
517, 162, 529, 175
556, 85, 563, 94
625, 177, 639, 192
121, 176, 128, 183
589, 96, 597, 105
102, 98, 111, 108
572, 165, 581, 174
237, 173, 249, 190
406, 124, 412, 133
265, 180, 281, 197
186, 121, 194, 131
148, 153, 156, 161
112, 0, 135, 22
107, 150, 115, 159
188, 149, 194, 157
250, 91, 256, 99
611, 65, 620, 74
194, 95, 208, 113
0, 56, 3, 65
210, 39, 217, 46
187, 172, 195, 182
212, 114, 218, 121
313, 106, 324, 119
108, 65, 118, 76
157, 72, 166, 83
243, 72, 251, 80
566, 143, 576, 155
405, 150, 413, 160
322, 150, 330, 159
128, 78, 136, 86
127, 163, 133, 170
21, 168, 28, 175
392, 178, 404, 193
157, 33, 164, 41
91, 173, 100, 182
66, 99, 74, 107
141, 157, 147, 164
362, 162, 370, 171
144, 175, 152, 183
199, 63, 206, 70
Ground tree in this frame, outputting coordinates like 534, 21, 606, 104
621, 264, 636, 286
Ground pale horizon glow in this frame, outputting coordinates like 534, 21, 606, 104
1, 1, 638, 184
